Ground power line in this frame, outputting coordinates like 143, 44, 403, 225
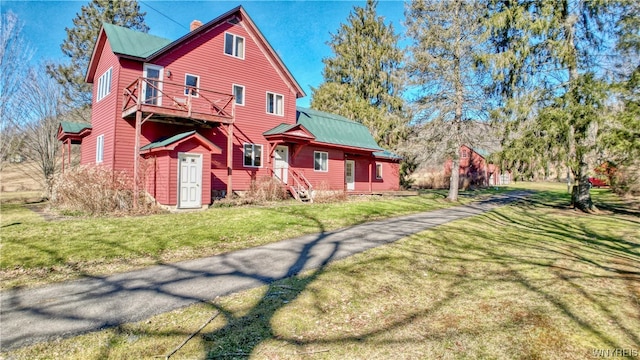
140, 0, 188, 30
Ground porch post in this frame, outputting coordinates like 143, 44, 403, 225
67, 140, 71, 170
226, 123, 233, 198
133, 111, 142, 209
61, 142, 65, 174
368, 160, 372, 192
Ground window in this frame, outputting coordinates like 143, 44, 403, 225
184, 74, 199, 96
461, 150, 469, 158
97, 68, 112, 102
314, 151, 328, 172
376, 163, 383, 179
96, 135, 104, 163
233, 84, 245, 105
266, 92, 284, 116
243, 143, 263, 167
224, 32, 244, 58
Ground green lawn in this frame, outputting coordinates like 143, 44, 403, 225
0, 188, 505, 289
3, 183, 639, 359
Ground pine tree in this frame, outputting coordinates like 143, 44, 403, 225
46, 0, 148, 107
405, 0, 492, 201
310, 0, 407, 150
486, 0, 635, 211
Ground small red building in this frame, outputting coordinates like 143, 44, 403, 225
444, 145, 511, 187
58, 6, 401, 209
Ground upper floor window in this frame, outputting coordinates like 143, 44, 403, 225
266, 92, 284, 116
376, 163, 383, 179
96, 134, 104, 163
224, 32, 244, 59
184, 74, 199, 97
233, 84, 245, 106
97, 68, 112, 102
243, 143, 262, 167
461, 150, 469, 158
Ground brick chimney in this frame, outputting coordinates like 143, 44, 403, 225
190, 20, 203, 32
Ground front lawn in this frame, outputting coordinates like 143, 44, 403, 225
0, 188, 505, 289
3, 184, 638, 359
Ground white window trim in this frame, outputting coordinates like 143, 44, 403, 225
224, 32, 245, 59
96, 134, 104, 163
233, 84, 245, 106
184, 73, 200, 97
96, 67, 112, 102
243, 143, 263, 168
314, 151, 328, 172
266, 92, 284, 116
142, 63, 164, 106
376, 163, 383, 179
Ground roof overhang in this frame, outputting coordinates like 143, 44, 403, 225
57, 123, 92, 143
263, 123, 315, 144
140, 131, 222, 154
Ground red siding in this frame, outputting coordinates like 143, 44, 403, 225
82, 38, 120, 168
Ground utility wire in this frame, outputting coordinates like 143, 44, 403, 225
140, 0, 188, 30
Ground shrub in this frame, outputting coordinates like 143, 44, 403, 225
51, 166, 160, 216
247, 176, 288, 202
411, 169, 449, 189
311, 181, 347, 203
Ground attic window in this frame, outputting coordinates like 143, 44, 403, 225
224, 32, 244, 59
97, 67, 112, 102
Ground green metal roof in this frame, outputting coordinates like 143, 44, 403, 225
60, 121, 92, 133
373, 150, 402, 160
140, 131, 196, 151
263, 123, 299, 136
295, 107, 384, 151
102, 23, 172, 58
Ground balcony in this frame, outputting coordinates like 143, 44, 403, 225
122, 77, 235, 125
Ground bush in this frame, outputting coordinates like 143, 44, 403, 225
247, 176, 288, 202
311, 181, 347, 203
411, 170, 449, 189
51, 166, 160, 216
610, 164, 640, 196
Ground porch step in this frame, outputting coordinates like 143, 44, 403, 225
288, 185, 313, 203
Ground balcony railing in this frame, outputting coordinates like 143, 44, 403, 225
122, 77, 235, 124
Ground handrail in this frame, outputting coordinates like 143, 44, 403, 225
122, 77, 234, 120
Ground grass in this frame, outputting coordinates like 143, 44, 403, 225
0, 188, 507, 289
3, 183, 639, 359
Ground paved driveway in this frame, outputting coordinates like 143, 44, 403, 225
0, 191, 530, 350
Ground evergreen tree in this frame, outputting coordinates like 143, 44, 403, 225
405, 0, 492, 201
311, 0, 407, 150
486, 0, 636, 211
47, 0, 148, 107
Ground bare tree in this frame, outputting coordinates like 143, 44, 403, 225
0, 11, 34, 170
12, 65, 66, 196
405, 0, 493, 200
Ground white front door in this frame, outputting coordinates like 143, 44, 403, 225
142, 64, 163, 105
345, 160, 355, 191
274, 146, 289, 184
178, 153, 202, 208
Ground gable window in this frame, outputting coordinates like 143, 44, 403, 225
224, 32, 245, 58
97, 68, 112, 102
243, 143, 262, 167
461, 149, 469, 158
314, 151, 328, 172
184, 74, 199, 97
96, 134, 104, 163
233, 84, 245, 106
266, 92, 284, 116
376, 163, 383, 179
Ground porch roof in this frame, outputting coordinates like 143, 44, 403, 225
295, 107, 384, 152
140, 130, 222, 154
59, 121, 92, 134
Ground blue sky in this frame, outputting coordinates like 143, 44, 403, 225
1, 0, 407, 107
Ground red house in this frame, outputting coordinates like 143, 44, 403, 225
444, 145, 511, 187
58, 6, 401, 209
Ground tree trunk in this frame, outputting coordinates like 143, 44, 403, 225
448, 158, 460, 201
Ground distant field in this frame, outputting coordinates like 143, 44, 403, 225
0, 163, 43, 201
